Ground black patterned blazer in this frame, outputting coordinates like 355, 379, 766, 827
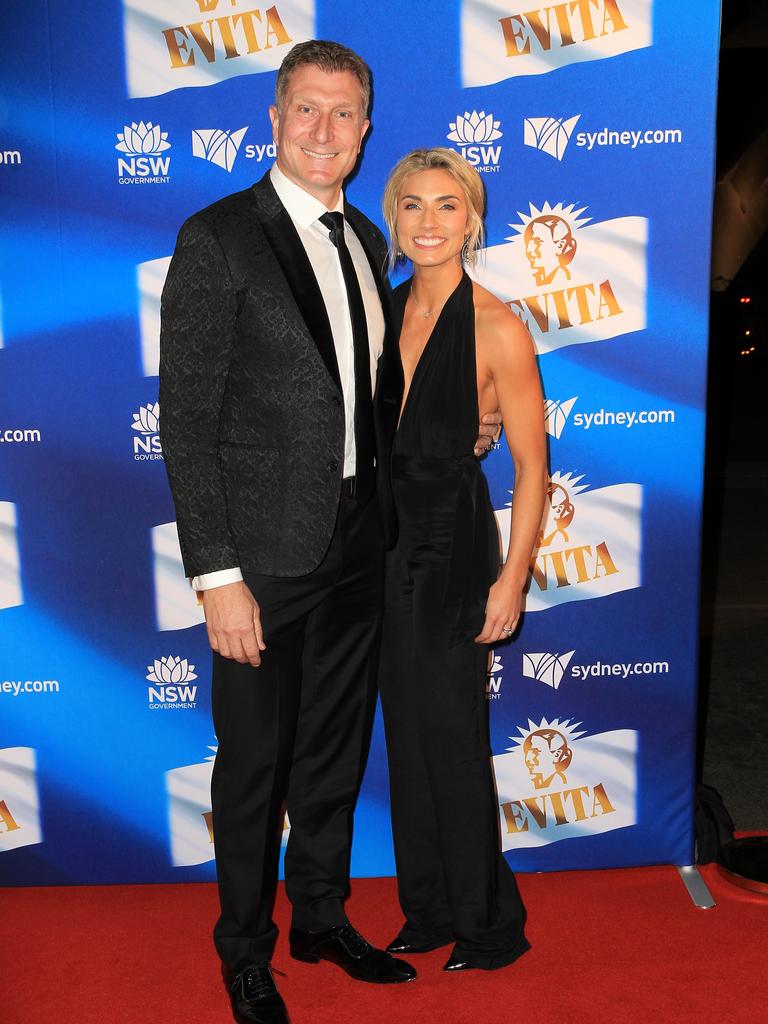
159, 171, 403, 578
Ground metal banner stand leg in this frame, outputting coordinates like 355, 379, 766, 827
677, 865, 716, 908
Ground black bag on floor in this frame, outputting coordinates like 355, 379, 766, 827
695, 784, 735, 864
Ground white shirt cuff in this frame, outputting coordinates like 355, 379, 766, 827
191, 567, 244, 591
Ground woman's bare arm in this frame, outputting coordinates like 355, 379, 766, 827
474, 288, 548, 644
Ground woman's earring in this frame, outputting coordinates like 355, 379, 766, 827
396, 246, 406, 265
461, 237, 471, 262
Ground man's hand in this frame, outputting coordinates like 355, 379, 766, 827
474, 411, 503, 456
202, 581, 266, 667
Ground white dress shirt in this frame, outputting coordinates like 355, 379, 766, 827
192, 163, 385, 591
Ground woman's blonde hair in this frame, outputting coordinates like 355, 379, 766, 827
382, 148, 486, 271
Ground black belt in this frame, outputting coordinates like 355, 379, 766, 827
340, 475, 357, 499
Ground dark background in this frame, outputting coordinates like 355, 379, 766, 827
699, 0, 768, 826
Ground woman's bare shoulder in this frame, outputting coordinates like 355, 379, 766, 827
472, 280, 531, 351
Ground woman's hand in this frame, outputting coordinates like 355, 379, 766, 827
474, 577, 524, 645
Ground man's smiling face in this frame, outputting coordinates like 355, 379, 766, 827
269, 65, 369, 207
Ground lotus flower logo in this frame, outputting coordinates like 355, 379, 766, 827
447, 111, 503, 145
146, 656, 197, 684
116, 122, 171, 156
132, 402, 159, 435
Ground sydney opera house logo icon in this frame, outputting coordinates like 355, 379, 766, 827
492, 717, 637, 849
522, 651, 575, 690
116, 121, 171, 156
523, 116, 580, 161
544, 397, 577, 439
192, 127, 248, 172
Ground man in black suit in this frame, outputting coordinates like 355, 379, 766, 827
160, 40, 499, 1024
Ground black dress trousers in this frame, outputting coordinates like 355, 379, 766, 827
210, 490, 384, 970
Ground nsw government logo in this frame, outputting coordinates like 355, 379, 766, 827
447, 111, 502, 173
132, 402, 163, 460
192, 127, 248, 172
487, 652, 503, 701
493, 717, 637, 849
146, 656, 198, 710
116, 121, 171, 184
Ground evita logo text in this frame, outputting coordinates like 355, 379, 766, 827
162, 3, 293, 71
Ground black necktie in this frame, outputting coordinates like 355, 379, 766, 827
319, 211, 375, 497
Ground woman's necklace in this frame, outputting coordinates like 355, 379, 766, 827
409, 289, 441, 319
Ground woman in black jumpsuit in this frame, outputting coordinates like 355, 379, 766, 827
379, 149, 547, 972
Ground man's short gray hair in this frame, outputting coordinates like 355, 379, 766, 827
275, 39, 371, 116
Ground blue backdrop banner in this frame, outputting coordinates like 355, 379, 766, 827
0, 0, 720, 884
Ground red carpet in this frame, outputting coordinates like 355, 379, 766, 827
3, 864, 765, 1024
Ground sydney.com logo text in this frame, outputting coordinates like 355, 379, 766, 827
524, 115, 683, 162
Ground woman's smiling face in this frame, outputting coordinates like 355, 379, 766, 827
396, 168, 471, 269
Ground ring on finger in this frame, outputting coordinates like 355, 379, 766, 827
501, 624, 514, 637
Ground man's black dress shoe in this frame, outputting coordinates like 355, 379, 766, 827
386, 937, 450, 954
228, 964, 289, 1023
443, 954, 474, 972
289, 923, 416, 983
